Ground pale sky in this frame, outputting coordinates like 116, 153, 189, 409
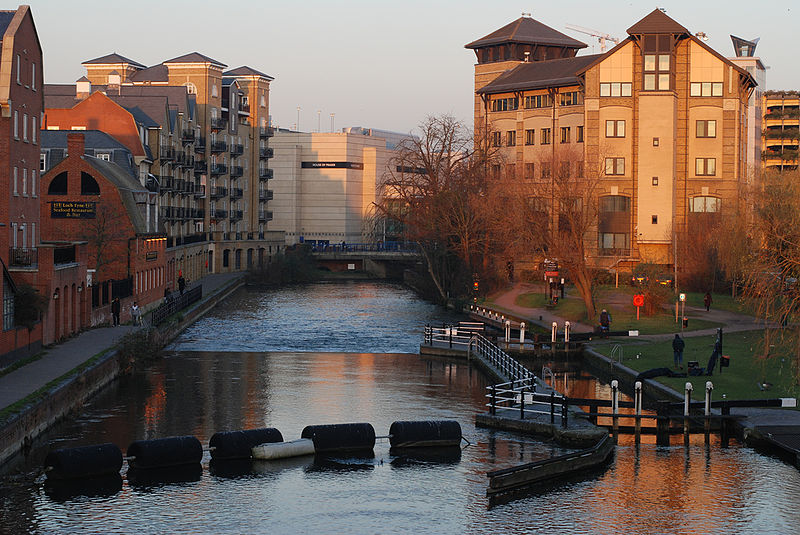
27, 0, 799, 135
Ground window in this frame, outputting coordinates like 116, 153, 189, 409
598, 233, 630, 253
32, 170, 36, 197
605, 120, 625, 138
525, 129, 535, 145
652, 176, 659, 186
541, 128, 551, 145
12, 167, 17, 196
48, 172, 67, 195
652, 215, 658, 224
15, 55, 20, 84
695, 158, 716, 176
599, 83, 632, 97
97, 153, 111, 161
3, 276, 14, 331
491, 132, 502, 147
524, 94, 553, 109
653, 137, 659, 147
696, 120, 717, 138
31, 117, 36, 144
31, 63, 35, 90
559, 91, 583, 106
560, 127, 570, 143
690, 196, 721, 212
643, 53, 671, 91
605, 158, 625, 175
506, 130, 516, 147
491, 164, 501, 178
575, 161, 584, 176
22, 169, 27, 196
13, 110, 18, 139
690, 83, 723, 97
40, 153, 46, 173
525, 163, 535, 179
506, 164, 515, 177
540, 162, 551, 179
600, 195, 631, 212
491, 97, 518, 112
576, 126, 584, 143
22, 113, 27, 141
560, 161, 571, 176
211, 84, 218, 98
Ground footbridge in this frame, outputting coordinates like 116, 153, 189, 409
309, 243, 421, 278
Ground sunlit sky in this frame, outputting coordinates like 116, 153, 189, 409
28, 0, 798, 135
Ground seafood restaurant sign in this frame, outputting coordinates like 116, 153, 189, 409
50, 201, 96, 219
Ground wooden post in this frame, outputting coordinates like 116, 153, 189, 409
611, 379, 619, 435
491, 384, 496, 416
561, 397, 568, 428
520, 386, 525, 420
721, 397, 730, 448
656, 400, 670, 446
634, 381, 642, 442
684, 382, 693, 437
550, 391, 555, 424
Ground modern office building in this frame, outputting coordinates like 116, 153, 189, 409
728, 35, 766, 175
270, 130, 408, 246
468, 9, 757, 270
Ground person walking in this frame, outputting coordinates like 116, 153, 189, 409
111, 297, 121, 327
178, 273, 186, 295
599, 309, 612, 338
703, 292, 712, 312
672, 333, 685, 369
131, 301, 141, 326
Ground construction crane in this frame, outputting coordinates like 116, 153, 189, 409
565, 24, 620, 52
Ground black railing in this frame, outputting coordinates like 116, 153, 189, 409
194, 160, 207, 173
196, 136, 206, 152
230, 187, 243, 199
259, 126, 275, 138
210, 117, 227, 130
259, 147, 274, 159
182, 130, 195, 143
211, 141, 228, 153
159, 176, 174, 191
230, 166, 243, 178
151, 285, 202, 326
210, 209, 228, 219
259, 168, 273, 180
210, 163, 228, 176
258, 190, 273, 201
160, 146, 175, 160
258, 211, 273, 222
210, 186, 228, 198
9, 247, 37, 267
230, 144, 244, 155
230, 210, 244, 221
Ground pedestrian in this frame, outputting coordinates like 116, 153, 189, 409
111, 297, 121, 326
672, 333, 685, 369
178, 273, 186, 295
599, 309, 611, 337
131, 301, 141, 326
703, 292, 712, 312
164, 286, 171, 304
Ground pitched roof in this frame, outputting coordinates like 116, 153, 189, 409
129, 64, 168, 82
0, 11, 16, 38
627, 9, 689, 35
163, 52, 226, 68
224, 66, 274, 80
123, 105, 160, 128
84, 157, 151, 235
477, 54, 603, 94
41, 130, 140, 178
82, 53, 146, 68
465, 16, 586, 50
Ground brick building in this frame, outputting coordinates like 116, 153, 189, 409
468, 9, 757, 274
40, 133, 167, 325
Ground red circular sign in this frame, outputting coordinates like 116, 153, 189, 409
633, 294, 645, 307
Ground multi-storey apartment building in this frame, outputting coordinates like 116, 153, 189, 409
762, 90, 799, 172
50, 52, 283, 276
728, 36, 765, 175
468, 9, 756, 271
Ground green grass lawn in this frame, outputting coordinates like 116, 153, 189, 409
591, 330, 800, 402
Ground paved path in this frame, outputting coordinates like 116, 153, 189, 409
489, 282, 596, 333
0, 271, 243, 412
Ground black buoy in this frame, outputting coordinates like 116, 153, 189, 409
389, 420, 462, 448
301, 423, 376, 454
209, 428, 284, 460
44, 443, 123, 480
126, 435, 202, 470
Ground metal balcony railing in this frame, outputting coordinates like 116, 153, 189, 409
9, 247, 37, 267
230, 210, 244, 221
259, 147, 274, 159
230, 143, 244, 155
229, 187, 243, 199
210, 209, 228, 219
229, 166, 243, 178
196, 136, 206, 152
182, 130, 196, 143
211, 141, 228, 153
210, 117, 227, 130
258, 189, 273, 201
259, 168, 273, 180
259, 126, 275, 138
210, 163, 228, 176
194, 184, 206, 198
258, 211, 273, 222
210, 186, 228, 198
160, 146, 175, 160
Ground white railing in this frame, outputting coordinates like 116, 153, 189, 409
485, 377, 567, 425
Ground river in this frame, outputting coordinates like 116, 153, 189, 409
1, 281, 799, 534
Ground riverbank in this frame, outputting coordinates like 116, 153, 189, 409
0, 272, 244, 467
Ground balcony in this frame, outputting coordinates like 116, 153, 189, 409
191, 208, 205, 219
54, 245, 76, 265
159, 176, 174, 191
258, 211, 273, 222
196, 136, 206, 152
230, 210, 244, 221
211, 140, 228, 153
229, 187, 243, 200
182, 130, 196, 143
259, 126, 275, 138
174, 178, 186, 193
194, 160, 208, 173
259, 168, 273, 180
230, 165, 243, 178
160, 146, 175, 160
259, 147, 274, 159
763, 149, 799, 161
258, 189, 273, 201
210, 209, 228, 220
194, 184, 206, 198
210, 186, 228, 199
230, 143, 244, 155
210, 163, 228, 176
9, 247, 37, 267
210, 117, 227, 131
185, 181, 196, 195
145, 175, 159, 193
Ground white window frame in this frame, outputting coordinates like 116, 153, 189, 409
12, 167, 18, 196
22, 113, 28, 141
13, 110, 18, 139
32, 170, 36, 197
22, 168, 27, 196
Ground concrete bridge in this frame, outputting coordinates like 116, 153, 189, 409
309, 243, 421, 278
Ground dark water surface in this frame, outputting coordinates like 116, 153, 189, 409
2, 282, 800, 534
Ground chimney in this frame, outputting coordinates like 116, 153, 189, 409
76, 76, 91, 100
107, 70, 121, 95
67, 132, 85, 158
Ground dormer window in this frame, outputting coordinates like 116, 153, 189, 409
108, 72, 121, 85
642, 35, 672, 91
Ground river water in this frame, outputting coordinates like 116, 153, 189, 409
2, 281, 800, 534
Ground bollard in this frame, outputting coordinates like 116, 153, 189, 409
550, 391, 555, 424
634, 381, 642, 441
491, 384, 497, 416
684, 382, 693, 436
611, 380, 619, 432
504, 320, 511, 347
705, 381, 714, 434
520, 385, 525, 420
561, 397, 568, 428
551, 322, 557, 344
448, 326, 453, 348
520, 322, 526, 350
721, 396, 730, 447
564, 321, 571, 345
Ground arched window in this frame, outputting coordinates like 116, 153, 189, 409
690, 196, 721, 213
184, 82, 197, 95
598, 195, 631, 255
47, 171, 67, 195
81, 172, 100, 195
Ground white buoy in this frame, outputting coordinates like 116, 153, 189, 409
251, 439, 315, 460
